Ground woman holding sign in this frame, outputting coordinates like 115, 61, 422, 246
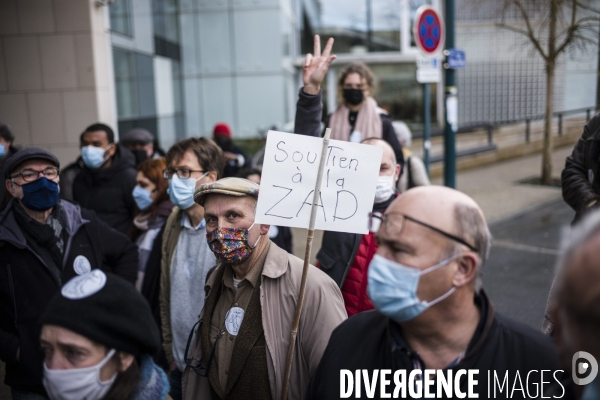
294, 35, 405, 169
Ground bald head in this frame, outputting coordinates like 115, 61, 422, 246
387, 186, 491, 289
361, 137, 396, 165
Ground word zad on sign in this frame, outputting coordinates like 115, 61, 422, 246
255, 131, 382, 235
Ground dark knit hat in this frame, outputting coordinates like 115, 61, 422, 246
40, 270, 160, 357
3, 147, 60, 179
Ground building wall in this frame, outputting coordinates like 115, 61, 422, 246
0, 0, 114, 166
179, 0, 294, 139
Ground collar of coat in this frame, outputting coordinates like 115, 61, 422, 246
204, 238, 288, 293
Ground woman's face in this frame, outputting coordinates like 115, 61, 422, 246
136, 171, 158, 201
40, 325, 123, 382
342, 73, 370, 98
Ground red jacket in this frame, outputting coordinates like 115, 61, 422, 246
340, 231, 378, 317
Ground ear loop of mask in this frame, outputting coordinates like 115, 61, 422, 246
419, 253, 461, 307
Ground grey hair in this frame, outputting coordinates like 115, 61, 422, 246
449, 203, 492, 292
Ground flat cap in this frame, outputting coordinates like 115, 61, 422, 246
194, 177, 259, 206
122, 128, 154, 144
3, 147, 60, 179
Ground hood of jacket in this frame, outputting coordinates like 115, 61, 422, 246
81, 145, 136, 185
0, 198, 88, 249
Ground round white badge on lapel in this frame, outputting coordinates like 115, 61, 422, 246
61, 270, 107, 300
73, 255, 92, 275
225, 307, 245, 336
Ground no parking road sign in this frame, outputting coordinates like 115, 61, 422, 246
413, 6, 445, 56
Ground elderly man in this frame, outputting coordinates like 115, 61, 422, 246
317, 137, 400, 317
0, 148, 137, 399
307, 186, 572, 399
547, 210, 600, 399
182, 178, 346, 400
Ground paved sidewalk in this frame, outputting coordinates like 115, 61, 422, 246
431, 145, 571, 223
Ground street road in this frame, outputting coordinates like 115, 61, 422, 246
483, 198, 574, 330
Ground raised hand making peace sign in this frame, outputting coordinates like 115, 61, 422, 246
302, 35, 336, 95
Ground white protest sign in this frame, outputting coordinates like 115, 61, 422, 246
255, 131, 383, 234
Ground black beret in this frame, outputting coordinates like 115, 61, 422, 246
40, 271, 160, 357
3, 147, 60, 179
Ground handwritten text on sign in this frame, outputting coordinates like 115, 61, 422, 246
255, 131, 383, 234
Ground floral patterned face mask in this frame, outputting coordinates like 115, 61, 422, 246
206, 222, 261, 265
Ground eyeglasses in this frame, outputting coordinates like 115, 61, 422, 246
11, 167, 59, 183
369, 212, 478, 252
184, 319, 223, 377
163, 169, 205, 179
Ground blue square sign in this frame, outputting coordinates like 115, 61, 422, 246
447, 49, 466, 69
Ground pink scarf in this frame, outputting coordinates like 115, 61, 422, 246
328, 97, 383, 141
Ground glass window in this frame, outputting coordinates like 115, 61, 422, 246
110, 0, 133, 36
301, 0, 402, 54
113, 49, 139, 118
154, 0, 179, 44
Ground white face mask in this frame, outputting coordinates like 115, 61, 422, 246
374, 174, 396, 204
43, 349, 117, 400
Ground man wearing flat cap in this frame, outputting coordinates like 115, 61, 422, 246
0, 147, 138, 398
121, 127, 166, 166
182, 177, 347, 400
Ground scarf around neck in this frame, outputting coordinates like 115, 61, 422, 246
328, 96, 383, 141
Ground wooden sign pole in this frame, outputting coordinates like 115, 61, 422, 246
281, 128, 331, 400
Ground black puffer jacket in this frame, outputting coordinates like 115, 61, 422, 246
73, 145, 137, 234
306, 291, 574, 399
562, 113, 600, 224
316, 193, 396, 287
0, 199, 138, 394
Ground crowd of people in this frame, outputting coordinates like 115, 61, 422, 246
0, 35, 597, 400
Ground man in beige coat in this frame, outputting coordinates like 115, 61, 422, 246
182, 178, 347, 400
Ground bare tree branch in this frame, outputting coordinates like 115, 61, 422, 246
555, 0, 578, 55
575, 1, 600, 14
511, 0, 550, 60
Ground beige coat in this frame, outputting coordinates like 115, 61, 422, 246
160, 206, 184, 365
182, 242, 347, 400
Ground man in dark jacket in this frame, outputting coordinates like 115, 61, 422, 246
0, 148, 138, 398
212, 122, 249, 178
562, 113, 600, 224
72, 123, 137, 234
307, 186, 573, 399
316, 137, 401, 317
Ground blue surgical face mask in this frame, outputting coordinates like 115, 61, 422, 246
367, 253, 459, 322
19, 177, 60, 212
168, 173, 208, 210
81, 145, 110, 169
0, 145, 6, 158
132, 186, 154, 211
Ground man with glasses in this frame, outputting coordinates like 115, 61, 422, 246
159, 137, 222, 400
0, 148, 138, 399
306, 185, 572, 398
71, 123, 138, 234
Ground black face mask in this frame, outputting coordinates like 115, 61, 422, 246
132, 150, 148, 165
343, 88, 365, 106
214, 135, 233, 151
